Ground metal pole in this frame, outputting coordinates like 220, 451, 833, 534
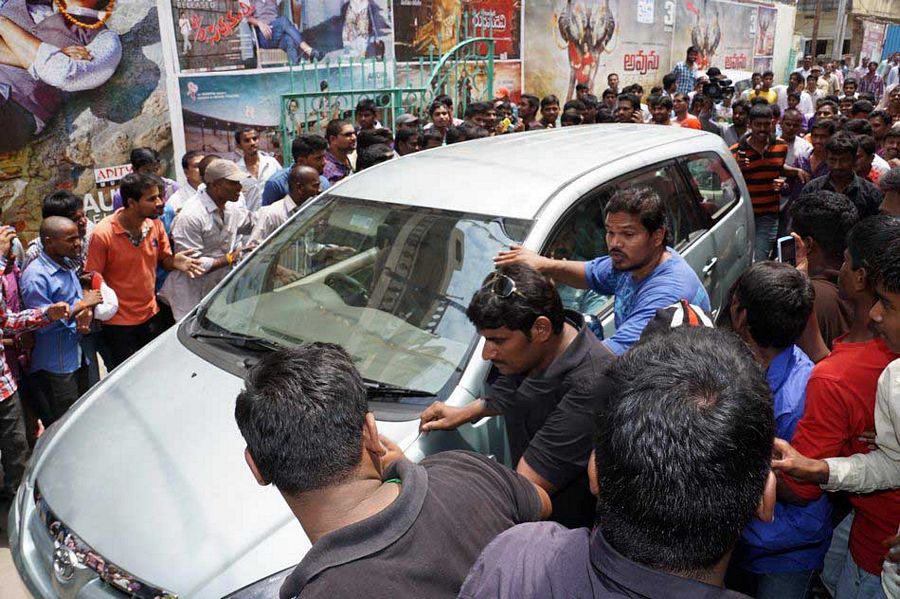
833, 0, 849, 60
810, 0, 823, 60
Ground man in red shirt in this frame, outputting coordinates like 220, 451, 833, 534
779, 215, 900, 597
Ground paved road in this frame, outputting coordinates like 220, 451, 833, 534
1, 499, 31, 598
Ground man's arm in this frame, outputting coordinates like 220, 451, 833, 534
28, 29, 122, 92
493, 246, 590, 290
0, 16, 40, 68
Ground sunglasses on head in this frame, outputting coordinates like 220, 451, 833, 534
482, 272, 526, 299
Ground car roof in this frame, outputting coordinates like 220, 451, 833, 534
330, 124, 712, 220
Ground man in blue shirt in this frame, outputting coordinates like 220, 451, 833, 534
261, 134, 330, 208
495, 185, 710, 355
21, 217, 102, 425
672, 46, 701, 96
725, 262, 832, 598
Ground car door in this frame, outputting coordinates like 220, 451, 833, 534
539, 160, 713, 339
677, 151, 752, 314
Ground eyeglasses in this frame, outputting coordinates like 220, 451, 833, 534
482, 272, 526, 299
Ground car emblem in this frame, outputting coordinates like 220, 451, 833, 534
53, 545, 76, 583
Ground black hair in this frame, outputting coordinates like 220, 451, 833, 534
395, 127, 421, 146
434, 93, 453, 108
596, 326, 774, 575
790, 191, 859, 261
602, 88, 617, 99
857, 135, 877, 156
880, 167, 900, 193
540, 95, 560, 109
560, 110, 583, 126
851, 100, 874, 115
873, 237, 900, 294
582, 94, 600, 109
750, 96, 771, 107
605, 185, 667, 237
180, 149, 204, 170
847, 215, 900, 286
428, 100, 450, 117
462, 125, 490, 140
826, 131, 859, 157
844, 77, 857, 87
648, 95, 673, 111
422, 129, 444, 146
649, 86, 663, 96
356, 143, 394, 171
748, 103, 773, 121
234, 343, 368, 495
355, 98, 377, 115
41, 191, 83, 219
130, 147, 159, 170
787, 91, 801, 102
662, 73, 677, 90
325, 119, 352, 141
234, 128, 258, 145
575, 83, 589, 91
843, 119, 873, 136
444, 127, 467, 144
464, 102, 491, 119
563, 99, 586, 112
357, 128, 393, 150
731, 99, 750, 113
291, 134, 327, 161
686, 45, 700, 57
119, 173, 160, 209
869, 110, 892, 127
595, 107, 615, 123
810, 119, 837, 136
466, 264, 565, 337
520, 94, 539, 111
617, 93, 640, 110
733, 262, 815, 349
762, 70, 775, 78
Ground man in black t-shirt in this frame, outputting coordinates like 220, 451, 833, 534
234, 343, 550, 599
420, 264, 615, 528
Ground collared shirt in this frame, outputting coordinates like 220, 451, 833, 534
22, 218, 94, 275
237, 152, 282, 212
484, 312, 614, 529
159, 191, 255, 320
672, 60, 698, 96
731, 136, 789, 215
20, 251, 83, 374
824, 358, 900, 493
279, 452, 543, 599
585, 248, 711, 355
261, 167, 329, 207
323, 150, 352, 184
734, 346, 831, 574
84, 210, 172, 326
800, 174, 883, 219
859, 73, 885, 101
250, 195, 300, 245
460, 522, 749, 598
0, 254, 50, 401
21, 2, 121, 101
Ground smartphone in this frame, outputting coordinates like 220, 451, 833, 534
776, 235, 796, 266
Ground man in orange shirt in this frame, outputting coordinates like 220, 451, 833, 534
85, 173, 202, 369
672, 93, 701, 129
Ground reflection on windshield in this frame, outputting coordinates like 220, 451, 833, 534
203, 195, 531, 397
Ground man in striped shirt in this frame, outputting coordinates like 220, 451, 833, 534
731, 103, 789, 261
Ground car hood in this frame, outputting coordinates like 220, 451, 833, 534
31, 328, 420, 597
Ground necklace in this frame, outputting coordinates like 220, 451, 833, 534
53, 0, 115, 30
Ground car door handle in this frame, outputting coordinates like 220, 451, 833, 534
702, 257, 718, 277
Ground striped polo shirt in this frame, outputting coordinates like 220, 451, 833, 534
730, 136, 789, 216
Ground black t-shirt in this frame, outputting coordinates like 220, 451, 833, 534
279, 451, 543, 599
484, 311, 615, 529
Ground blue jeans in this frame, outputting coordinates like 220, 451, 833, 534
824, 512, 854, 595
754, 570, 817, 599
835, 550, 887, 599
256, 16, 304, 64
754, 213, 779, 262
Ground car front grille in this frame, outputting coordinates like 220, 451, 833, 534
34, 486, 179, 599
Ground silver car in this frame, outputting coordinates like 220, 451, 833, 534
9, 125, 753, 598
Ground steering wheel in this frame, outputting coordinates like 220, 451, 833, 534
324, 272, 369, 307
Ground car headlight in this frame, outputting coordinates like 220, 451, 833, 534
222, 566, 294, 598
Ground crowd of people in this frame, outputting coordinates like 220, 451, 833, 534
0, 43, 899, 599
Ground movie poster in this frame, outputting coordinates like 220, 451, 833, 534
180, 63, 390, 157
172, 0, 394, 73
672, 0, 757, 77
523, 0, 673, 102
755, 6, 776, 58
393, 0, 521, 62
0, 1, 173, 232
396, 60, 521, 107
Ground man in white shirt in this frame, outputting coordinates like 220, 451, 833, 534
773, 237, 900, 596
794, 55, 814, 80
250, 165, 319, 245
162, 150, 205, 231
776, 72, 814, 116
160, 159, 256, 320
235, 128, 281, 212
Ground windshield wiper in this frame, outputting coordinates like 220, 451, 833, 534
190, 330, 282, 352
363, 379, 436, 399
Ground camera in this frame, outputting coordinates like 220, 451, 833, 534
703, 78, 735, 100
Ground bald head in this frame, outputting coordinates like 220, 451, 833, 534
288, 165, 321, 205
40, 216, 82, 262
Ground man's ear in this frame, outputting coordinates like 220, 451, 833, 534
587, 450, 599, 497
651, 226, 666, 249
244, 447, 268, 486
362, 412, 386, 475
756, 470, 777, 523
531, 316, 554, 344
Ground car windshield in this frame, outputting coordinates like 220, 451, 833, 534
200, 194, 531, 398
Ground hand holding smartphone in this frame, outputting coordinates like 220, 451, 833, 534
776, 235, 796, 266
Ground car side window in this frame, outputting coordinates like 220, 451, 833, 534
680, 152, 742, 223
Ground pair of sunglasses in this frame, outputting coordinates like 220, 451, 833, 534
481, 272, 526, 299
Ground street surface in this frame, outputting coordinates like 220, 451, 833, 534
1, 499, 30, 598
